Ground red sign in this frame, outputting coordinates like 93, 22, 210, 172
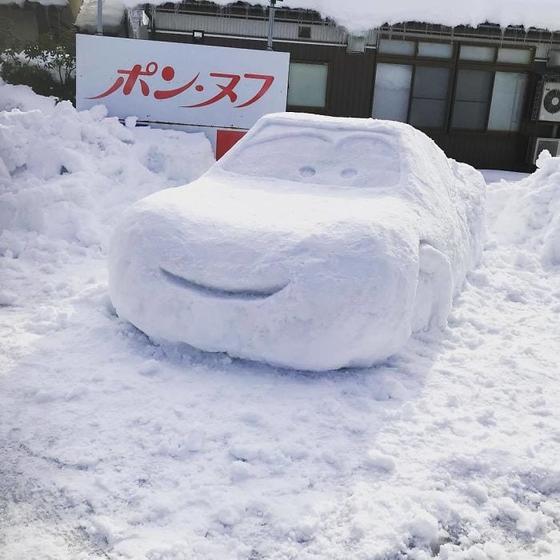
216, 129, 247, 160
89, 63, 275, 110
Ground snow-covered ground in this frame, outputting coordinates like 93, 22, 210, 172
1, 84, 560, 560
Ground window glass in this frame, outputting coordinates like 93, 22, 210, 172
452, 69, 493, 130
372, 63, 413, 122
298, 26, 311, 39
497, 48, 532, 64
460, 45, 496, 62
379, 39, 416, 56
488, 72, 528, 131
409, 66, 450, 128
347, 34, 366, 53
287, 62, 328, 108
417, 42, 453, 58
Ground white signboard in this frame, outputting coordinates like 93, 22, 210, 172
76, 35, 290, 129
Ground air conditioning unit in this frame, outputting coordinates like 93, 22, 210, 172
532, 137, 560, 164
537, 81, 560, 122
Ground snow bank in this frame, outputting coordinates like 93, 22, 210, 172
113, 0, 560, 33
0, 82, 214, 252
109, 113, 485, 370
489, 151, 560, 267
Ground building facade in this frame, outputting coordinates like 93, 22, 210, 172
129, 1, 560, 170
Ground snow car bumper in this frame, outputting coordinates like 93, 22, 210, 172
109, 195, 419, 371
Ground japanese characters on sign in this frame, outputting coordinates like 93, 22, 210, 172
76, 35, 290, 129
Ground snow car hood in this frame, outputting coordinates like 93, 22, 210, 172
113, 173, 422, 306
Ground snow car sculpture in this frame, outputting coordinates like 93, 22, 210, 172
109, 113, 485, 371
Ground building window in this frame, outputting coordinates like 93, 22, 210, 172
417, 42, 453, 59
451, 69, 494, 130
460, 45, 496, 62
409, 66, 450, 128
372, 63, 413, 122
347, 34, 366, 53
379, 39, 415, 56
287, 62, 328, 108
372, 64, 449, 128
488, 72, 528, 131
372, 43, 529, 133
497, 47, 532, 64
298, 26, 311, 39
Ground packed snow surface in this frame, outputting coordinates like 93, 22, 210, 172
109, 113, 485, 370
2, 84, 560, 559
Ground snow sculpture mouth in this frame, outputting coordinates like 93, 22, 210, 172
160, 267, 288, 301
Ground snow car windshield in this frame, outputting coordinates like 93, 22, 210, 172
222, 124, 401, 188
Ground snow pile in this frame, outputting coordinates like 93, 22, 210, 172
489, 151, 560, 267
109, 113, 485, 370
0, 82, 214, 252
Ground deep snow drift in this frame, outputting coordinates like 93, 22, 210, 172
2, 85, 560, 560
0, 83, 213, 254
109, 113, 485, 370
488, 151, 560, 268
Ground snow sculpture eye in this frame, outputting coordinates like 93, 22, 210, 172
299, 166, 316, 177
341, 168, 357, 178
335, 135, 401, 188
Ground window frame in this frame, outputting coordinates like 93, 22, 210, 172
450, 68, 497, 132
449, 43, 533, 134
407, 64, 453, 130
371, 61, 414, 123
286, 59, 331, 114
372, 36, 534, 134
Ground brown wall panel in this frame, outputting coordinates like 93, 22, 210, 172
154, 33, 376, 117
428, 132, 531, 170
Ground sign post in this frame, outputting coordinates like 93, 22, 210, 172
267, 0, 283, 50
96, 0, 102, 35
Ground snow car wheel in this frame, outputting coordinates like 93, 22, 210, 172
412, 243, 454, 332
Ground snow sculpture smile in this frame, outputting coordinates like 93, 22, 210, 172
160, 267, 288, 301
109, 113, 486, 371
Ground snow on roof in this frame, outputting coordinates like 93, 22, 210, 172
277, 0, 560, 32
116, 0, 560, 34
75, 0, 126, 30
0, 0, 66, 6
3, 0, 559, 34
